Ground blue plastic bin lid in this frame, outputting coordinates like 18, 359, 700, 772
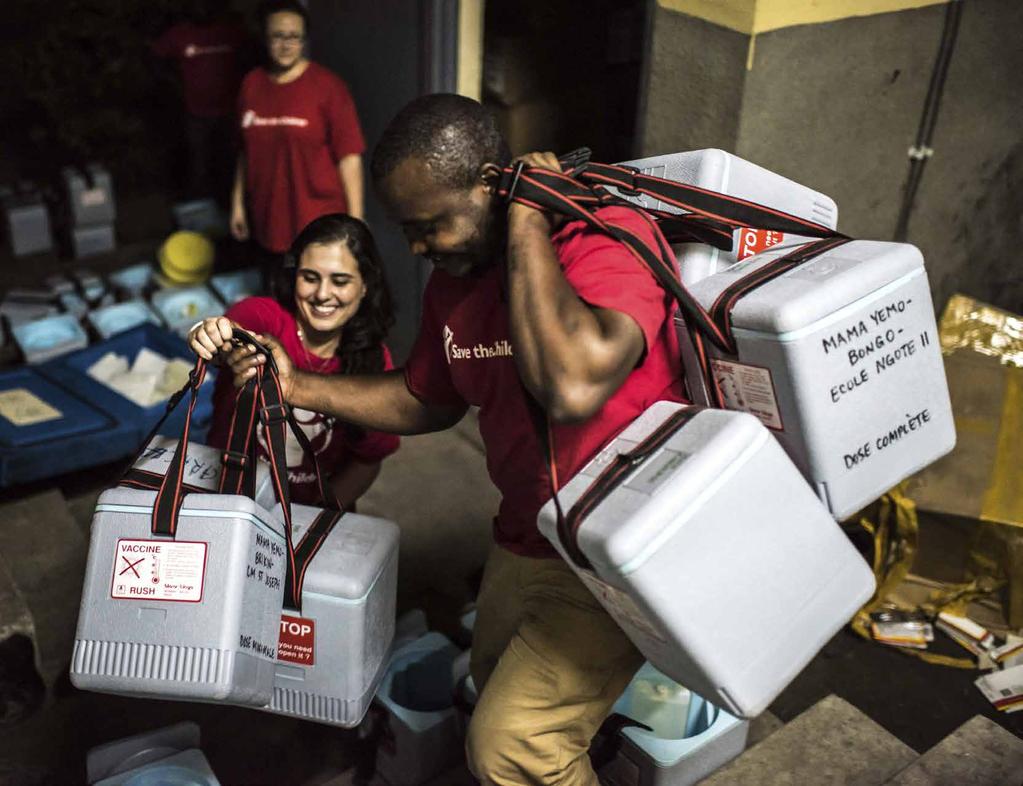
89, 301, 159, 339
109, 263, 154, 293
0, 367, 109, 447
151, 286, 223, 328
12, 313, 88, 353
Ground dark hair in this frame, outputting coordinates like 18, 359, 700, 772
277, 213, 395, 376
258, 0, 309, 34
371, 94, 511, 190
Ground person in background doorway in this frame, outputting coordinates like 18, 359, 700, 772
189, 213, 398, 508
152, 0, 249, 204
232, 0, 366, 293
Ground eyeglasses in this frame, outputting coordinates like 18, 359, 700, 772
268, 32, 304, 45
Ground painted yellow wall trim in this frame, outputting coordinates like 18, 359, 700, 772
657, 0, 948, 35
457, 0, 484, 101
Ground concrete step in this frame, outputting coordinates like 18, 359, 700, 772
884, 715, 1023, 786
699, 695, 918, 786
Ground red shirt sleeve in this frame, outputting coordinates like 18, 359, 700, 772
324, 75, 365, 161
346, 344, 401, 462
554, 207, 673, 355
404, 273, 466, 408
225, 296, 289, 338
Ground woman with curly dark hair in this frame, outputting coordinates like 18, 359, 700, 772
189, 213, 399, 507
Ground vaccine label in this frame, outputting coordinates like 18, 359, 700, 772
711, 358, 784, 430
110, 539, 207, 602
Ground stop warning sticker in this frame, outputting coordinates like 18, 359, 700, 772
277, 615, 315, 665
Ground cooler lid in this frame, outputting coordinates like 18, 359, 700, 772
572, 404, 769, 575
689, 239, 924, 335
280, 505, 400, 601
0, 367, 110, 447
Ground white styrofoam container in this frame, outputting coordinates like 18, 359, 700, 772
538, 402, 875, 718
260, 503, 399, 727
611, 150, 838, 285
12, 313, 89, 364
64, 164, 116, 226
374, 632, 465, 786
3, 193, 53, 256
88, 300, 161, 340
129, 437, 272, 500
73, 224, 116, 258
71, 487, 286, 706
598, 663, 748, 786
685, 239, 955, 519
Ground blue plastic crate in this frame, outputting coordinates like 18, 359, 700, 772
39, 322, 216, 442
0, 367, 137, 486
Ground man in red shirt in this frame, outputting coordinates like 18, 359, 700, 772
152, 1, 249, 202
220, 94, 684, 785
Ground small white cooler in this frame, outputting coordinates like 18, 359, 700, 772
612, 150, 838, 285
684, 238, 956, 519
537, 402, 875, 718
71, 487, 287, 706
260, 502, 399, 727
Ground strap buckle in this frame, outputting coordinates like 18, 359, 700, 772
259, 403, 289, 426
221, 450, 249, 469
615, 165, 642, 197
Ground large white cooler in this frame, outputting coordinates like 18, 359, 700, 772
684, 238, 956, 519
260, 502, 399, 727
537, 402, 875, 718
612, 150, 838, 284
71, 487, 287, 706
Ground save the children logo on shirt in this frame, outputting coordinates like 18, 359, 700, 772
442, 324, 513, 364
241, 109, 309, 129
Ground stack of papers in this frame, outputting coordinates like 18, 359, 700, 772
87, 348, 198, 407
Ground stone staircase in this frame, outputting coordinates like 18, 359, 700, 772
701, 695, 1023, 786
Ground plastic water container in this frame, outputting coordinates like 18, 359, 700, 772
88, 301, 161, 340
71, 487, 287, 706
87, 722, 220, 786
3, 190, 52, 256
210, 269, 262, 306
0, 366, 136, 487
537, 401, 875, 718
374, 632, 465, 786
73, 224, 116, 258
259, 503, 399, 727
39, 323, 217, 442
109, 263, 155, 299
93, 750, 220, 786
150, 286, 224, 337
612, 150, 838, 285
12, 313, 89, 364
598, 663, 749, 786
684, 239, 955, 519
64, 164, 116, 226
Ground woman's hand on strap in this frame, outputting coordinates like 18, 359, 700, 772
188, 317, 236, 362
223, 332, 296, 399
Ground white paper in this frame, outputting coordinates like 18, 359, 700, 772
87, 349, 202, 407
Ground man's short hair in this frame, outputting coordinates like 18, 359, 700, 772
258, 0, 309, 31
371, 94, 511, 190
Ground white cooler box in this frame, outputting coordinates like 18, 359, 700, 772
126, 436, 272, 500
71, 487, 287, 706
260, 502, 399, 727
684, 238, 956, 519
612, 150, 838, 285
537, 402, 874, 718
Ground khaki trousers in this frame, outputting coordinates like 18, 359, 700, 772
466, 545, 643, 785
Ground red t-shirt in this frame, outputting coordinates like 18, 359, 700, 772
206, 297, 399, 504
404, 207, 686, 558
238, 63, 365, 252
152, 21, 247, 118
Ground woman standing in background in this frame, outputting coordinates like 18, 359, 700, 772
231, 0, 365, 290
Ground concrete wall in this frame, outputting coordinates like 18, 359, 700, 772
640, 0, 1023, 314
